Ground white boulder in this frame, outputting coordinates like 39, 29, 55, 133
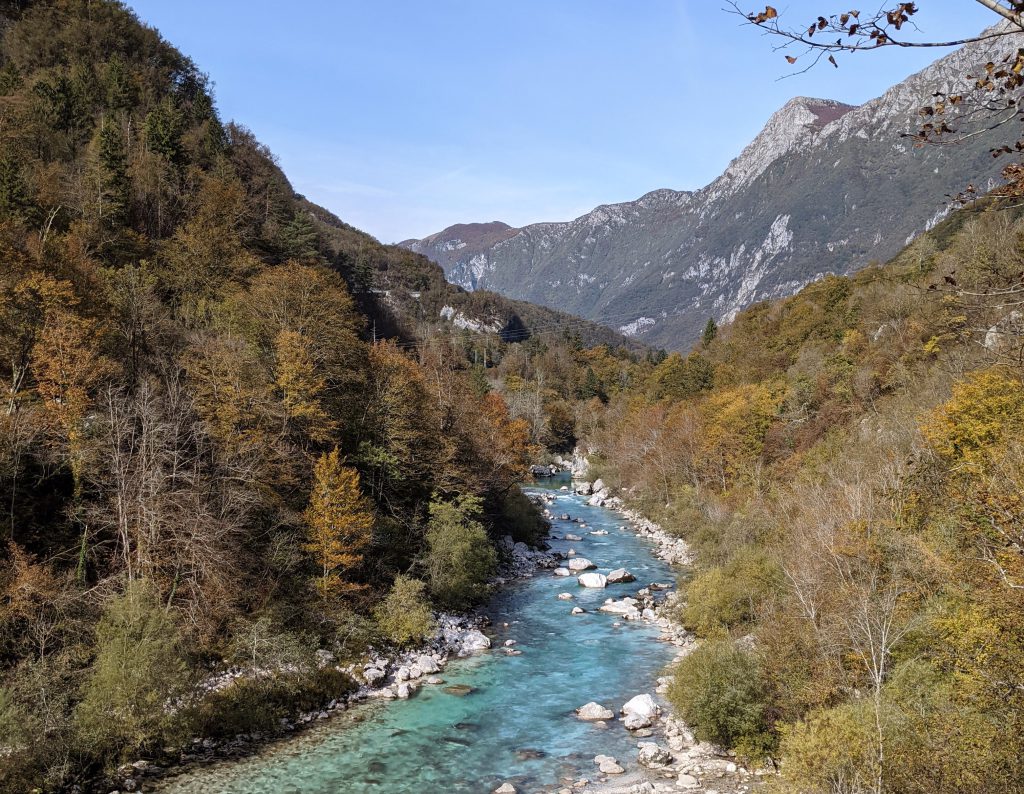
567, 557, 596, 571
553, 567, 571, 577
460, 629, 491, 654
416, 655, 441, 674
637, 742, 673, 768
576, 702, 614, 720
577, 573, 607, 588
606, 568, 636, 584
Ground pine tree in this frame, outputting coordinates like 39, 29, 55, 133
303, 448, 374, 598
702, 317, 718, 348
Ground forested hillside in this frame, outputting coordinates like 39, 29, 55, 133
0, 2, 649, 790
582, 203, 1024, 791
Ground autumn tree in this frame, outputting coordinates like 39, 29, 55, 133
304, 448, 374, 599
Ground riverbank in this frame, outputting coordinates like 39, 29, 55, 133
101, 531, 559, 794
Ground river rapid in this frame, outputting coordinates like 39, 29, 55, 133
159, 478, 679, 793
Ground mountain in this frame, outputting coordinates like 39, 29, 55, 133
403, 31, 1017, 349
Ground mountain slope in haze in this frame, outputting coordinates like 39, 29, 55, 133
403, 31, 1017, 349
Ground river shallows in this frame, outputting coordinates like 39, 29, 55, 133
160, 482, 678, 793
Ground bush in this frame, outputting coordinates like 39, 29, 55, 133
423, 495, 496, 609
683, 546, 782, 637
373, 574, 434, 647
667, 639, 773, 757
777, 700, 878, 792
496, 488, 548, 545
184, 667, 357, 739
74, 580, 190, 757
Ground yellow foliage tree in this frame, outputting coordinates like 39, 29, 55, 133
274, 329, 334, 443
303, 448, 374, 599
921, 367, 1024, 462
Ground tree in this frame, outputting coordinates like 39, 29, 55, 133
423, 494, 496, 609
75, 580, 189, 756
274, 329, 334, 444
702, 317, 718, 348
304, 448, 374, 599
373, 574, 435, 647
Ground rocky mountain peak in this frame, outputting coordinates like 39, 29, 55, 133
718, 96, 857, 195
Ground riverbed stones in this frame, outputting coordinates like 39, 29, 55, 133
363, 666, 386, 685
494, 783, 517, 793
571, 607, 585, 614
564, 533, 583, 541
574, 481, 593, 495
553, 567, 571, 577
396, 683, 411, 699
426, 676, 444, 685
606, 568, 636, 584
577, 573, 607, 588
576, 702, 614, 720
395, 666, 410, 682
590, 529, 609, 536
567, 557, 596, 571
637, 742, 673, 768
416, 655, 441, 674
599, 759, 624, 774
443, 684, 474, 696
677, 773, 700, 789
558, 592, 574, 600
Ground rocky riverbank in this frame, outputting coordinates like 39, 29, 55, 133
112, 535, 557, 793
526, 475, 768, 794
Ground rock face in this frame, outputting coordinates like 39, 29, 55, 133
576, 702, 614, 720
402, 30, 1020, 348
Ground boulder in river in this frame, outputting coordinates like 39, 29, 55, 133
574, 481, 593, 496
576, 702, 614, 720
557, 592, 574, 600
571, 607, 585, 614
494, 784, 517, 794
564, 533, 583, 541
443, 684, 474, 696
460, 629, 491, 655
606, 568, 636, 583
553, 567, 571, 577
577, 573, 607, 588
567, 557, 596, 571
599, 600, 641, 619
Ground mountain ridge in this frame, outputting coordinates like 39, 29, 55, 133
403, 30, 1018, 348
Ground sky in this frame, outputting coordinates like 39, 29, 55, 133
127, 1, 994, 243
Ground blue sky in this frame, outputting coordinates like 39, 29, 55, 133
128, 1, 993, 243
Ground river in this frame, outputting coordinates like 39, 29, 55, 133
159, 478, 678, 793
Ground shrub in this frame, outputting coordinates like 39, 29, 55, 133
496, 488, 548, 545
423, 495, 496, 609
184, 667, 357, 740
777, 700, 878, 793
373, 574, 434, 647
683, 546, 782, 637
74, 580, 190, 757
667, 639, 773, 757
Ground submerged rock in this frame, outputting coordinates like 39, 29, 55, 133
443, 684, 474, 697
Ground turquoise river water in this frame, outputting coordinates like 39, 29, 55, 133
160, 478, 678, 793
